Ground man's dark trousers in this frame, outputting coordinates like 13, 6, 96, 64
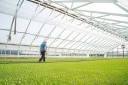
39, 51, 45, 62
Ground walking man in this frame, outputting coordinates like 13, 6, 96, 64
39, 41, 47, 62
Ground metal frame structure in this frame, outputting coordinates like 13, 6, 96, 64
0, 0, 128, 57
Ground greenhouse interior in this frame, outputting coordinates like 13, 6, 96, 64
0, 0, 128, 58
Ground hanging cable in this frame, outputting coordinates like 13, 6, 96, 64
8, 0, 24, 41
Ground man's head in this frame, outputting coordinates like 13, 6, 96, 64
43, 40, 47, 43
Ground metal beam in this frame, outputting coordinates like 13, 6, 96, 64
76, 9, 128, 17
49, 29, 65, 47
8, 0, 24, 41
114, 3, 128, 13
96, 17, 128, 24
98, 22, 128, 28
29, 23, 45, 49
90, 14, 109, 19
72, 2, 93, 10
1, 0, 123, 40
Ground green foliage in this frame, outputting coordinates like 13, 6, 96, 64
0, 58, 128, 85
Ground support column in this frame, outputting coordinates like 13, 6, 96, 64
121, 45, 125, 58
117, 46, 118, 58
104, 53, 107, 58
18, 50, 19, 59
59, 53, 62, 56
87, 53, 90, 58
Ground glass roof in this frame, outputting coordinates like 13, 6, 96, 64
0, 0, 128, 54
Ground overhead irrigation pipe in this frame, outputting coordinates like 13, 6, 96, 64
8, 0, 24, 41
